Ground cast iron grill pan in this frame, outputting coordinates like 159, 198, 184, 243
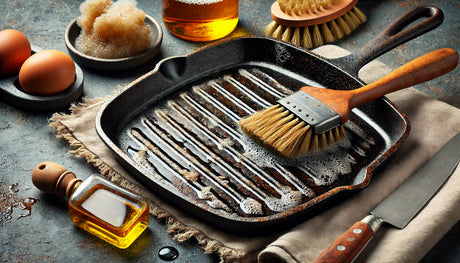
96, 6, 442, 234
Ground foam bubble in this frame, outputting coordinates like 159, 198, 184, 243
240, 135, 280, 169
265, 191, 303, 212
240, 131, 352, 187
240, 197, 263, 215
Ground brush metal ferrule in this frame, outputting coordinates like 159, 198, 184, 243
278, 90, 341, 134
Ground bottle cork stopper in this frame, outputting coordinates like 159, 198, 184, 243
32, 161, 83, 198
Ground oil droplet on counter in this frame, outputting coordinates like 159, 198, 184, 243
0, 181, 38, 225
158, 246, 179, 261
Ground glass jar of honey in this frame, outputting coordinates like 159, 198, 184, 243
162, 0, 239, 41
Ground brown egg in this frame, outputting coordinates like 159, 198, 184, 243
0, 29, 31, 76
19, 50, 76, 95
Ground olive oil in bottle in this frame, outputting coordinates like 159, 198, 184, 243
32, 161, 149, 249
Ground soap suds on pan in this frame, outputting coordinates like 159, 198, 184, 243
241, 132, 352, 186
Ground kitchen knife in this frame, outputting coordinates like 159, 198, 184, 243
313, 132, 460, 263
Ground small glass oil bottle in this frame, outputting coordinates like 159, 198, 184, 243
32, 161, 149, 249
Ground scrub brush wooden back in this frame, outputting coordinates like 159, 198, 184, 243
239, 48, 459, 158
265, 0, 366, 49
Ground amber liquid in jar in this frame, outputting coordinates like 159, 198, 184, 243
162, 0, 239, 41
68, 175, 149, 249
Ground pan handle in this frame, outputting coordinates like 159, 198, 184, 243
330, 5, 444, 77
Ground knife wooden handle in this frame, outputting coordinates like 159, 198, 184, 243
313, 221, 375, 263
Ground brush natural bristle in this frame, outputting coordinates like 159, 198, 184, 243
265, 6, 367, 49
277, 0, 336, 15
239, 104, 347, 158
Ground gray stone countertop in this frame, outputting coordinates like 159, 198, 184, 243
1, 0, 458, 262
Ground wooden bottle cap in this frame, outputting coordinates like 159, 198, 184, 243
32, 161, 82, 198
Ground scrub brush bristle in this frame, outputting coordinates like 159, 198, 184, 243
278, 0, 336, 15
265, 0, 366, 49
239, 104, 347, 158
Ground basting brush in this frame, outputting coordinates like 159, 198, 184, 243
239, 48, 459, 158
264, 0, 366, 49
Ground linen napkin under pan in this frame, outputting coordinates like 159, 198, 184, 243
50, 45, 460, 263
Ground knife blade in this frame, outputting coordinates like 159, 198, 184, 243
313, 132, 460, 263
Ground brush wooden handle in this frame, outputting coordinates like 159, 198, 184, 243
301, 48, 458, 122
349, 48, 458, 108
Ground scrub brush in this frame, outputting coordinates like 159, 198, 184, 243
239, 48, 458, 158
264, 0, 367, 49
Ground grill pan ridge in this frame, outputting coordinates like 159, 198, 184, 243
96, 6, 445, 234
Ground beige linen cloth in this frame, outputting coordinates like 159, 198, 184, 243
50, 45, 460, 263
